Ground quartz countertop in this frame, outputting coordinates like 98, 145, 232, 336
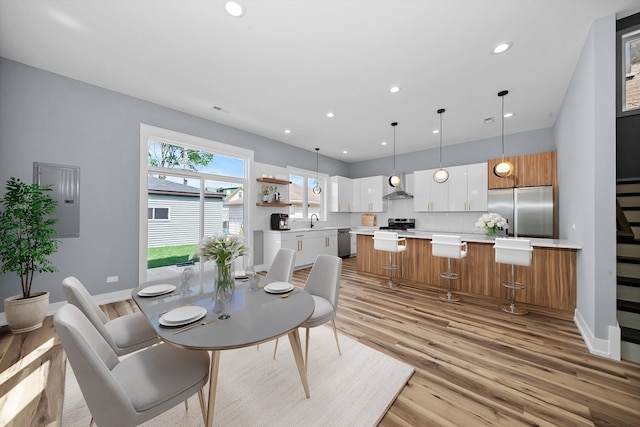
350, 229, 581, 250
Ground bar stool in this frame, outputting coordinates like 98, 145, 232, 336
431, 234, 467, 302
494, 238, 533, 315
373, 231, 407, 288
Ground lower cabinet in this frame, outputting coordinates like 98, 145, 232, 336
264, 229, 337, 269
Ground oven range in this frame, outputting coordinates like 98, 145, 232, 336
379, 218, 415, 231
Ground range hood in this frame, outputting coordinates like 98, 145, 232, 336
382, 174, 413, 200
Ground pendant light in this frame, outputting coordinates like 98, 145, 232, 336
312, 148, 322, 194
432, 108, 449, 183
388, 122, 401, 187
494, 90, 514, 177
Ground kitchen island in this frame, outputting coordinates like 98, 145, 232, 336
353, 230, 581, 316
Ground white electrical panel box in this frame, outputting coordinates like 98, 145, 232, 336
33, 162, 80, 238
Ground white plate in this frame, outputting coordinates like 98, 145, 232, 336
264, 282, 294, 294
160, 306, 207, 326
138, 284, 176, 297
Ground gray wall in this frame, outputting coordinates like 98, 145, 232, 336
0, 57, 350, 310
555, 14, 618, 344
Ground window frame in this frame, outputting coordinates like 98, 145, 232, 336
148, 206, 170, 221
617, 24, 640, 117
287, 167, 327, 221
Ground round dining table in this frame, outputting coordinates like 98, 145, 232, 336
132, 274, 314, 427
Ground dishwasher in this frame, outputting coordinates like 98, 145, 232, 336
337, 228, 351, 258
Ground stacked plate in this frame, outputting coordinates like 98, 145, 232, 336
137, 284, 176, 297
159, 305, 207, 327
264, 281, 294, 294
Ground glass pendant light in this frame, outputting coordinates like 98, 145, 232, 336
312, 148, 322, 194
433, 108, 449, 183
388, 122, 401, 187
494, 90, 514, 177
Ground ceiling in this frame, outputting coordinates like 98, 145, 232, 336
1, 1, 639, 162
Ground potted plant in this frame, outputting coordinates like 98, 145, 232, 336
0, 177, 59, 333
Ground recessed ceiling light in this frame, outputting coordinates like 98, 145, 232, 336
504, 112, 514, 118
225, 1, 245, 17
284, 129, 291, 134
381, 141, 387, 146
326, 112, 335, 118
484, 117, 494, 124
432, 129, 440, 134
491, 42, 512, 55
343, 150, 348, 154
389, 86, 401, 94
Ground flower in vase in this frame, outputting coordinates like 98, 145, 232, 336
191, 233, 248, 266
475, 212, 508, 233
260, 184, 273, 196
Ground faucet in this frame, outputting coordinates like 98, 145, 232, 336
310, 214, 319, 228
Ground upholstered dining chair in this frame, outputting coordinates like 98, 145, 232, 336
273, 254, 343, 372
54, 304, 210, 427
266, 247, 297, 282
62, 276, 158, 356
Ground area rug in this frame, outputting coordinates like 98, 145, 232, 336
62, 326, 414, 426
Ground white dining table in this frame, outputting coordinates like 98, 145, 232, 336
132, 275, 314, 427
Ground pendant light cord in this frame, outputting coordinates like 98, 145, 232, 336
437, 108, 445, 167
315, 148, 319, 182
498, 90, 508, 162
392, 122, 397, 172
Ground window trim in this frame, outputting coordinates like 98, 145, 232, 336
148, 206, 170, 221
287, 166, 327, 221
617, 24, 640, 117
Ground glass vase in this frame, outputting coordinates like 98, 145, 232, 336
485, 226, 497, 239
213, 263, 235, 319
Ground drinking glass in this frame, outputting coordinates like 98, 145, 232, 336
246, 265, 259, 292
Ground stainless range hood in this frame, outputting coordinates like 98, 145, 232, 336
382, 174, 413, 200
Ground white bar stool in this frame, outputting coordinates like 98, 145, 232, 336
431, 235, 467, 302
373, 231, 407, 288
494, 238, 533, 315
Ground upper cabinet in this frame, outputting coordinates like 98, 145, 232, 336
329, 176, 353, 212
413, 169, 449, 212
447, 163, 488, 211
487, 151, 557, 189
352, 175, 385, 212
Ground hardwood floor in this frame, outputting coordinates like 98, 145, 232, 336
1, 257, 639, 426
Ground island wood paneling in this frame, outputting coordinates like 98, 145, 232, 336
357, 234, 577, 315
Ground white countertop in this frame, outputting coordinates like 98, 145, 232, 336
350, 229, 581, 250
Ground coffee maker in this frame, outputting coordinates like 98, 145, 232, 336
270, 213, 290, 230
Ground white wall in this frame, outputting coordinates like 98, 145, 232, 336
555, 13, 619, 359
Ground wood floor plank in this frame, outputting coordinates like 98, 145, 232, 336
1, 257, 639, 426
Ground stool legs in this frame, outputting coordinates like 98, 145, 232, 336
382, 251, 400, 289
500, 264, 528, 315
439, 257, 461, 302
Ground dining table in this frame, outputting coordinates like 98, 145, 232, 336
131, 273, 315, 427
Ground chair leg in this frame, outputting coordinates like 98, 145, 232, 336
197, 389, 207, 426
331, 319, 342, 356
500, 264, 528, 315
439, 257, 461, 302
184, 399, 188, 410
89, 418, 94, 427
272, 338, 280, 359
304, 327, 310, 373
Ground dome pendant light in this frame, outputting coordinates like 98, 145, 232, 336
433, 108, 449, 183
388, 122, 401, 187
494, 90, 514, 177
312, 148, 322, 194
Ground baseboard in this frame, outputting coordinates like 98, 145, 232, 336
574, 309, 621, 360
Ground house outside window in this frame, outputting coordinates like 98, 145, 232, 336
620, 26, 640, 113
148, 207, 170, 220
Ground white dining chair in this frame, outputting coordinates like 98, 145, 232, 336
494, 238, 533, 315
54, 304, 210, 427
266, 247, 296, 282
62, 276, 158, 356
273, 254, 343, 372
373, 231, 407, 288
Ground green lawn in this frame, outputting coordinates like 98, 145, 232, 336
148, 244, 198, 269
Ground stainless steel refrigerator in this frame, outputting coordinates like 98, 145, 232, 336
487, 186, 554, 238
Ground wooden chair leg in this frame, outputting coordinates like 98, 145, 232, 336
272, 338, 280, 359
331, 319, 342, 355
197, 389, 206, 425
89, 418, 94, 427
304, 327, 310, 373
184, 399, 188, 410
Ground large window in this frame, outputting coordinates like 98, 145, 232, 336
288, 171, 324, 220
140, 125, 252, 280
621, 27, 640, 112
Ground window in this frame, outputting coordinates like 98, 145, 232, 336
140, 124, 253, 281
621, 27, 640, 112
148, 207, 169, 220
288, 171, 324, 220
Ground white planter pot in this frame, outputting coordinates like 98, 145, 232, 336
4, 291, 50, 334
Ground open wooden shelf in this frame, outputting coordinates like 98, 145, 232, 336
256, 202, 291, 207
256, 177, 291, 185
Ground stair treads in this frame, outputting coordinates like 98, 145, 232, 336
617, 299, 640, 313
621, 326, 640, 345
616, 182, 640, 193
618, 195, 640, 207
617, 242, 640, 257
617, 263, 640, 279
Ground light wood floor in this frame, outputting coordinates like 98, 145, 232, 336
1, 257, 639, 426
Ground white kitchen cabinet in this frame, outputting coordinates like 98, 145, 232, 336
447, 163, 487, 211
329, 176, 353, 212
352, 175, 385, 212
263, 229, 337, 269
412, 169, 449, 212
